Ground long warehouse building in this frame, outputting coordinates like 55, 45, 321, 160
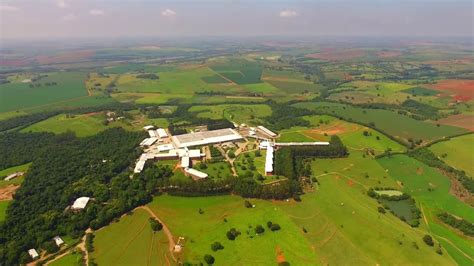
172, 128, 243, 148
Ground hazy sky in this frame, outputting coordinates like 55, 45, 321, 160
0, 0, 472, 40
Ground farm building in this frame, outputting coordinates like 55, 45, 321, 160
156, 128, 168, 138
143, 125, 154, 131
157, 144, 174, 152
172, 128, 243, 148
140, 137, 158, 147
181, 156, 190, 168
28, 249, 39, 260
53, 236, 64, 247
275, 142, 330, 146
4, 172, 24, 181
148, 130, 157, 138
134, 160, 146, 173
257, 126, 277, 138
72, 197, 90, 210
184, 168, 208, 180
265, 146, 274, 175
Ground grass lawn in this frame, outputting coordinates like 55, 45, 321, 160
148, 195, 317, 265
188, 104, 271, 125
90, 208, 169, 265
0, 201, 10, 222
0, 163, 31, 188
49, 251, 83, 266
196, 161, 233, 179
377, 155, 474, 265
0, 72, 88, 112
429, 134, 474, 177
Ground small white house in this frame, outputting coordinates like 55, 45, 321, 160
28, 249, 39, 260
53, 236, 64, 247
71, 197, 90, 210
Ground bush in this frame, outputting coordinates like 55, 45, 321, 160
377, 206, 386, 214
244, 200, 253, 208
423, 235, 434, 246
211, 241, 224, 252
270, 224, 281, 231
226, 228, 241, 240
267, 221, 273, 228
149, 218, 163, 232
204, 254, 215, 265
255, 225, 265, 234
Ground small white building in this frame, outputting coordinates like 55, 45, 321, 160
259, 141, 272, 150
28, 249, 39, 260
184, 168, 208, 179
156, 128, 168, 138
157, 144, 174, 152
4, 172, 24, 181
181, 156, 190, 168
53, 236, 64, 247
140, 137, 158, 147
143, 125, 155, 131
257, 126, 277, 138
72, 197, 90, 210
134, 160, 146, 173
148, 130, 157, 138
265, 146, 274, 175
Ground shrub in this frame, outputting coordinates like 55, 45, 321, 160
211, 241, 224, 252
423, 235, 434, 246
255, 225, 265, 234
204, 254, 215, 265
149, 218, 163, 232
377, 206, 386, 214
270, 224, 281, 231
226, 228, 241, 240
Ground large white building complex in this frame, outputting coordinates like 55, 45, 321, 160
172, 128, 243, 148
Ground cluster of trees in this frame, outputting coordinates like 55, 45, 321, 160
408, 148, 474, 193
226, 228, 241, 240
0, 128, 176, 264
149, 218, 163, 232
136, 73, 159, 80
0, 111, 60, 132
265, 102, 313, 130
437, 212, 474, 237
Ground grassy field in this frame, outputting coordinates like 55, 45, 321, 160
148, 195, 317, 265
188, 104, 271, 124
90, 208, 169, 266
49, 251, 83, 266
0, 201, 9, 222
429, 134, 474, 177
196, 161, 233, 179
294, 102, 467, 144
210, 59, 263, 85
21, 114, 112, 137
0, 163, 31, 188
0, 72, 88, 112
377, 155, 474, 265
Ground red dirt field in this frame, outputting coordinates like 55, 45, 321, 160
376, 51, 403, 58
36, 50, 95, 65
427, 79, 474, 102
0, 58, 31, 67
436, 114, 474, 131
306, 49, 366, 61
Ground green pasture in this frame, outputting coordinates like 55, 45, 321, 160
210, 60, 263, 84
266, 79, 321, 94
102, 64, 175, 74
197, 161, 233, 179
0, 163, 31, 188
242, 82, 280, 94
188, 104, 271, 124
148, 195, 317, 265
234, 150, 268, 180
0, 201, 10, 222
429, 134, 474, 177
378, 155, 474, 265
49, 251, 83, 266
90, 208, 169, 265
201, 75, 230, 84
294, 102, 467, 144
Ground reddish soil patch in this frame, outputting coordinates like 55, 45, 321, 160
343, 73, 353, 81
306, 49, 365, 61
275, 246, 286, 264
347, 180, 354, 187
427, 79, 474, 102
0, 185, 19, 200
436, 114, 474, 131
376, 51, 402, 58
36, 50, 95, 65
0, 58, 31, 67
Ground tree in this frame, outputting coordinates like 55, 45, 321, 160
211, 241, 224, 251
255, 225, 265, 234
254, 150, 261, 157
378, 206, 386, 214
270, 224, 281, 231
149, 218, 163, 232
244, 200, 253, 208
228, 150, 235, 159
204, 254, 215, 265
423, 235, 434, 246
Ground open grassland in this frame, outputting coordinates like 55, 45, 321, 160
436, 114, 474, 131
235, 150, 268, 180
429, 134, 474, 177
197, 161, 233, 179
278, 167, 454, 265
294, 102, 467, 144
0, 163, 31, 188
48, 251, 83, 266
188, 104, 271, 124
0, 72, 88, 112
377, 155, 474, 265
102, 64, 175, 74
242, 82, 280, 94
90, 209, 169, 266
148, 195, 317, 265
21, 113, 135, 137
210, 59, 263, 85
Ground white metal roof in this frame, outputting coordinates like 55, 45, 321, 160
4, 172, 24, 181
172, 128, 243, 148
184, 168, 208, 179
72, 197, 90, 210
143, 125, 155, 130
28, 249, 39, 259
140, 137, 158, 147
158, 144, 174, 152
188, 149, 202, 158
265, 146, 274, 173
134, 160, 146, 173
156, 128, 168, 138
181, 156, 190, 168
53, 236, 64, 246
259, 141, 272, 149
275, 142, 330, 146
257, 126, 277, 137
148, 130, 157, 138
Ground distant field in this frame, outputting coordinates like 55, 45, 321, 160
266, 79, 321, 94
148, 195, 317, 265
90, 208, 169, 265
429, 134, 474, 177
210, 60, 263, 84
436, 114, 474, 131
378, 155, 474, 265
201, 74, 230, 84
294, 102, 467, 144
0, 72, 89, 112
188, 104, 271, 124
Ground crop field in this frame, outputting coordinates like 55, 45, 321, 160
429, 134, 474, 177
148, 195, 317, 265
436, 114, 474, 131
90, 208, 169, 265
266, 79, 321, 94
210, 60, 263, 84
102, 64, 175, 74
188, 104, 271, 124
294, 102, 467, 144
377, 155, 474, 265
201, 74, 230, 84
21, 113, 127, 137
306, 49, 366, 61
49, 251, 83, 266
242, 82, 280, 94
427, 79, 474, 102
0, 72, 88, 112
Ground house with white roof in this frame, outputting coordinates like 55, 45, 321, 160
28, 249, 39, 260
53, 236, 64, 247
71, 197, 90, 210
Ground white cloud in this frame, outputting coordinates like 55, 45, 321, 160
0, 5, 20, 11
279, 9, 298, 18
161, 9, 176, 17
56, 0, 69, 8
89, 9, 105, 16
61, 13, 76, 21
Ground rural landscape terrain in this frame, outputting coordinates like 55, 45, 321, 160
0, 36, 472, 265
